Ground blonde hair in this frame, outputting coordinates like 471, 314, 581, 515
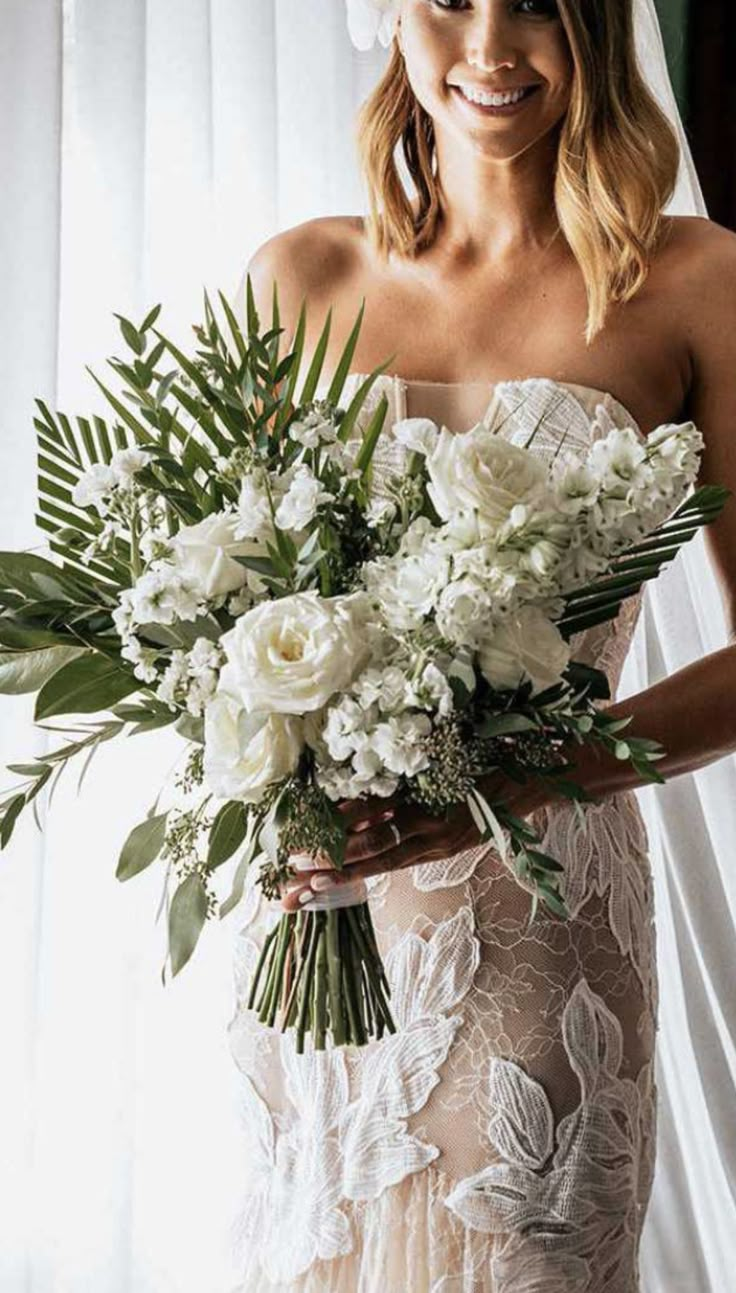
355, 0, 680, 344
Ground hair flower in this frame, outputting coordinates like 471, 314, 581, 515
346, 0, 399, 51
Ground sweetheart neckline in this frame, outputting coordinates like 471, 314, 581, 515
338, 372, 643, 439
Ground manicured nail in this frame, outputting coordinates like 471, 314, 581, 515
311, 874, 338, 891
298, 889, 315, 905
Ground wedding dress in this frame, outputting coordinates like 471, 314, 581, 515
227, 373, 658, 1293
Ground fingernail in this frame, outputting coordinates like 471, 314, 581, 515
298, 890, 315, 905
311, 874, 338, 891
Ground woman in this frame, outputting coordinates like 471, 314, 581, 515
228, 2, 736, 1289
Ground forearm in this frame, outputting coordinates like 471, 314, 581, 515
560, 640, 736, 800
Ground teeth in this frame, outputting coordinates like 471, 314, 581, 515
459, 85, 531, 107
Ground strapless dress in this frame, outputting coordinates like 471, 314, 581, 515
227, 374, 658, 1293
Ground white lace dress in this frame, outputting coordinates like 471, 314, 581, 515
227, 376, 658, 1293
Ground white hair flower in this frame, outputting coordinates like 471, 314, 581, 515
346, 0, 399, 52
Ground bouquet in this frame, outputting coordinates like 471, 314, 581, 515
0, 278, 728, 1054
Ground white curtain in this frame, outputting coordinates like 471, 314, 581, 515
0, 2, 733, 1290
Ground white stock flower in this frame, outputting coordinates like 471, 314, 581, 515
436, 576, 495, 647
235, 471, 275, 542
353, 665, 408, 714
647, 421, 703, 478
126, 566, 203, 625
406, 662, 455, 717
288, 409, 338, 449
72, 462, 118, 513
274, 464, 334, 532
203, 686, 302, 804
393, 417, 440, 458
323, 697, 375, 761
478, 606, 571, 694
111, 447, 148, 483
365, 544, 450, 630
220, 591, 369, 715
371, 713, 432, 777
120, 634, 159, 683
345, 0, 398, 51
169, 511, 257, 599
427, 427, 549, 532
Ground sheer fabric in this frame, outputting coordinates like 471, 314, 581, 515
227, 376, 658, 1292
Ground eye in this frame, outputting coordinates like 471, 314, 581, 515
515, 0, 560, 15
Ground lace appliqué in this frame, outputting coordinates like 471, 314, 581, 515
445, 978, 656, 1293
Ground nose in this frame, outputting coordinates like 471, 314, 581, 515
466, 11, 519, 74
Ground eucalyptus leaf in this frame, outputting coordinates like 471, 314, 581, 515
168, 872, 209, 975
116, 811, 169, 881
207, 801, 247, 869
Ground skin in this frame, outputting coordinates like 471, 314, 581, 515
244, 0, 736, 911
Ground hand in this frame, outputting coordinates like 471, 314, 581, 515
279, 772, 554, 912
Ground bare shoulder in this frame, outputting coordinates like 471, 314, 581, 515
658, 214, 736, 293
245, 215, 366, 341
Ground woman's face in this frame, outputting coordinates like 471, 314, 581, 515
397, 0, 574, 159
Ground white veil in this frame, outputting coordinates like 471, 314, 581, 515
347, 1, 736, 1287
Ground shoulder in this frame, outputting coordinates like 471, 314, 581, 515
245, 215, 367, 338
657, 214, 736, 292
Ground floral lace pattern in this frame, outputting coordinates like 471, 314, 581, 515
227, 377, 658, 1292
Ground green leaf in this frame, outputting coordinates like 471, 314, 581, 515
0, 794, 26, 849
116, 811, 169, 881
298, 307, 332, 405
355, 394, 389, 477
207, 801, 247, 869
0, 644, 86, 695
35, 652, 139, 720
479, 713, 538, 738
168, 872, 209, 975
115, 313, 146, 356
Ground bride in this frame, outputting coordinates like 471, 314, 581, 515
228, 2, 736, 1289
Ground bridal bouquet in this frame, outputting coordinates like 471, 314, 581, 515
0, 279, 727, 1052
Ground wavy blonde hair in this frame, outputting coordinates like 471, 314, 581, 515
355, 0, 680, 343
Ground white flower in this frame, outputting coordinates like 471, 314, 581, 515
169, 511, 258, 599
554, 463, 601, 516
126, 566, 203, 625
111, 447, 148, 483
393, 417, 440, 458
406, 662, 455, 717
274, 465, 334, 532
72, 462, 118, 513
120, 633, 159, 683
220, 591, 369, 715
203, 687, 302, 804
371, 712, 432, 777
478, 606, 570, 693
323, 697, 374, 761
648, 420, 703, 479
288, 409, 338, 449
436, 576, 496, 647
587, 428, 652, 496
427, 427, 549, 533
365, 496, 397, 528
365, 544, 450, 630
345, 0, 398, 51
353, 665, 408, 714
235, 471, 276, 542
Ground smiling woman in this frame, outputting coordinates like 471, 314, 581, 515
225, 2, 736, 1291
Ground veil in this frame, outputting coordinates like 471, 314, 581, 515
346, 1, 736, 1286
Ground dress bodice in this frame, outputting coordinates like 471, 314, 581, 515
314, 372, 646, 700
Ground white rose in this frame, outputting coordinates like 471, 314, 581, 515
478, 606, 570, 693
274, 464, 333, 532
393, 417, 440, 458
203, 689, 302, 804
427, 427, 549, 532
220, 591, 369, 714
170, 511, 258, 599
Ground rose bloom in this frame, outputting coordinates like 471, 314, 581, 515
169, 510, 262, 600
203, 682, 302, 803
478, 605, 571, 694
427, 427, 549, 533
219, 591, 370, 715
